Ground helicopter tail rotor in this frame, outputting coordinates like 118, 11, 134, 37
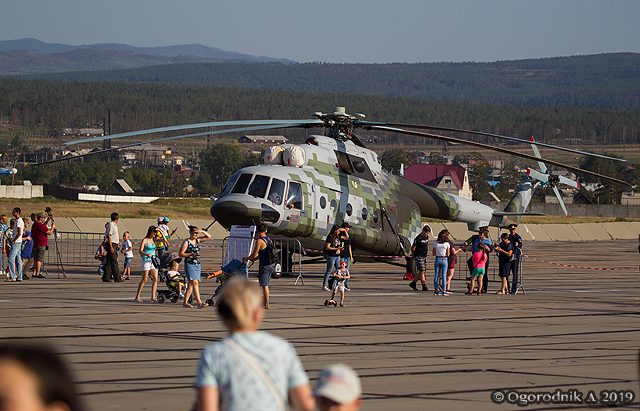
526, 136, 579, 221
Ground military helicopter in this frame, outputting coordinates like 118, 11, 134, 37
57, 107, 629, 264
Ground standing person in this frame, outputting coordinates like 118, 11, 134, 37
31, 212, 54, 279
495, 232, 513, 295
21, 217, 34, 279
314, 364, 362, 411
508, 223, 523, 294
467, 230, 491, 295
474, 228, 493, 293
339, 222, 353, 290
120, 231, 133, 280
7, 208, 24, 282
102, 212, 123, 283
324, 259, 350, 307
195, 277, 315, 411
243, 223, 276, 308
155, 217, 177, 258
322, 225, 343, 291
180, 225, 211, 308
134, 226, 159, 303
432, 230, 450, 295
0, 215, 8, 276
409, 225, 431, 291
445, 231, 460, 293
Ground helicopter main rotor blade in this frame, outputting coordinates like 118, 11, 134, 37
34, 123, 311, 166
370, 125, 631, 187
357, 121, 625, 162
63, 119, 323, 146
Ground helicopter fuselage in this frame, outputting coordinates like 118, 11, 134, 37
210, 135, 513, 257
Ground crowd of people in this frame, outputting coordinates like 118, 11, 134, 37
1, 213, 532, 411
407, 223, 523, 295
1, 208, 55, 282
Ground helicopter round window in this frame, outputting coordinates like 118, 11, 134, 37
330, 199, 337, 211
373, 211, 379, 224
320, 196, 326, 209
361, 207, 368, 220
346, 203, 353, 216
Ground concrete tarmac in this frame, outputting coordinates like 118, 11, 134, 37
1, 241, 639, 410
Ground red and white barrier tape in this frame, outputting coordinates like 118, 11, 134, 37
523, 254, 637, 271
304, 249, 405, 258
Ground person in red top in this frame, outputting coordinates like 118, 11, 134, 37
31, 212, 54, 279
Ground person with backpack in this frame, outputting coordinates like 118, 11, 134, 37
243, 224, 279, 309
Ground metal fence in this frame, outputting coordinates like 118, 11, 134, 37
45, 231, 105, 267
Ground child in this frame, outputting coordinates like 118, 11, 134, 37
95, 242, 107, 275
120, 231, 133, 280
495, 232, 513, 295
166, 260, 185, 297
324, 259, 350, 307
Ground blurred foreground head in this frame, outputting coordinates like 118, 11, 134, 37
314, 363, 362, 411
217, 277, 263, 332
0, 344, 85, 411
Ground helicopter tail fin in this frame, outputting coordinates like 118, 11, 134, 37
502, 179, 538, 224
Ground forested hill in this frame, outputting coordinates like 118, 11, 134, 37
13, 53, 640, 111
2, 79, 639, 147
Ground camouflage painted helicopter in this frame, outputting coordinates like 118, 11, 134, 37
58, 107, 629, 262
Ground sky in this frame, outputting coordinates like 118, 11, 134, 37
1, 0, 639, 64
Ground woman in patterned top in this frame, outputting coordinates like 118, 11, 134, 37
179, 225, 211, 308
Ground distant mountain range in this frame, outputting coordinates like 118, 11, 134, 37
2, 39, 639, 112
0, 38, 293, 75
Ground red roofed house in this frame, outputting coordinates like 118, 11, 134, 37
404, 164, 473, 200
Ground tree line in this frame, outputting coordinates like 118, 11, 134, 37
1, 79, 639, 149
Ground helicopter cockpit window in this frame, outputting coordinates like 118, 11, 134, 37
267, 178, 285, 205
231, 173, 253, 194
285, 182, 303, 209
221, 173, 240, 197
247, 175, 270, 198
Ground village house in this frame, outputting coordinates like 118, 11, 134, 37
403, 164, 473, 200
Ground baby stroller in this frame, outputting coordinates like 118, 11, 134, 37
204, 259, 251, 306
156, 252, 192, 304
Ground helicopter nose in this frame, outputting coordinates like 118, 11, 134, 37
210, 199, 261, 226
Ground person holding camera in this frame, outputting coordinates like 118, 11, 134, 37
31, 212, 54, 279
102, 212, 123, 282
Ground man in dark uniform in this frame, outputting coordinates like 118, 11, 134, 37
508, 224, 523, 294
409, 225, 431, 291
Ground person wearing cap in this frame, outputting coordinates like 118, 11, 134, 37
195, 277, 315, 411
31, 212, 54, 279
314, 363, 362, 411
156, 217, 176, 258
338, 222, 353, 290
508, 223, 523, 294
409, 225, 431, 291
